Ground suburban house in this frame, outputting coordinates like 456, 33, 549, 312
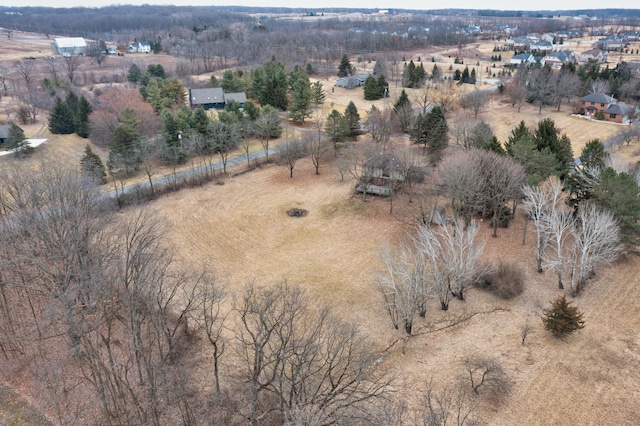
51, 37, 86, 56
357, 153, 406, 196
505, 35, 531, 50
577, 93, 635, 123
531, 40, 554, 54
188, 88, 247, 110
127, 44, 138, 53
138, 41, 151, 53
510, 53, 535, 66
579, 49, 607, 63
543, 50, 575, 68
593, 36, 625, 51
336, 75, 370, 89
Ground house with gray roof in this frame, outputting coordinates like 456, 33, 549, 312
531, 41, 553, 54
188, 88, 247, 110
543, 50, 575, 68
602, 103, 634, 123
336, 75, 369, 89
579, 49, 607, 63
577, 93, 635, 123
223, 92, 247, 107
510, 53, 535, 66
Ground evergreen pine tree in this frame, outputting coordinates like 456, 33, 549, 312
48, 96, 75, 134
108, 108, 144, 175
80, 144, 107, 184
363, 75, 381, 100
310, 81, 326, 106
337, 54, 354, 77
6, 123, 33, 156
461, 66, 470, 84
344, 101, 361, 137
325, 109, 349, 148
580, 139, 608, 169
483, 136, 505, 154
377, 75, 389, 98
505, 120, 530, 156
127, 63, 142, 84
74, 95, 92, 138
425, 106, 448, 164
542, 296, 585, 336
393, 89, 411, 113
251, 60, 288, 110
288, 66, 312, 123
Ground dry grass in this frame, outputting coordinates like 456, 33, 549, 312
478, 97, 626, 157
144, 155, 640, 424
3, 30, 640, 425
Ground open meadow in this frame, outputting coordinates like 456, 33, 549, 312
148, 154, 640, 424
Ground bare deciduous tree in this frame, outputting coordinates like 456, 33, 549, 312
341, 142, 378, 201
190, 270, 227, 393
437, 150, 482, 228
422, 380, 478, 426
461, 88, 487, 119
234, 281, 393, 425
279, 138, 307, 178
378, 242, 428, 352
416, 220, 485, 310
568, 204, 621, 296
306, 127, 330, 175
463, 356, 510, 397
365, 106, 394, 151
62, 54, 82, 85
523, 177, 565, 273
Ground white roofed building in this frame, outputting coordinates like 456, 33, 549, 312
52, 37, 87, 56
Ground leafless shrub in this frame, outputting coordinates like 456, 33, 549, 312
422, 380, 479, 426
521, 322, 532, 346
475, 261, 525, 300
462, 356, 511, 399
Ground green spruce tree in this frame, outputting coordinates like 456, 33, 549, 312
344, 101, 361, 137
80, 144, 107, 184
542, 296, 585, 336
337, 54, 354, 77
48, 96, 75, 134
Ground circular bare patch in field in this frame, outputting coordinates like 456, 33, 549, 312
287, 208, 308, 217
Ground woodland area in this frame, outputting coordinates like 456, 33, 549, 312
2, 4, 640, 426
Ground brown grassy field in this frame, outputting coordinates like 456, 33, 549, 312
2, 30, 640, 424
147, 155, 640, 424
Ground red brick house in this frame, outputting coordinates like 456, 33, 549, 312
577, 93, 635, 123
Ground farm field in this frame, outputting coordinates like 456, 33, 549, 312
2, 27, 640, 424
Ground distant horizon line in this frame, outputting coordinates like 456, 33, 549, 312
2, 5, 640, 12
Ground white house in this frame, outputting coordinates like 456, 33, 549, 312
138, 41, 151, 53
52, 37, 87, 56
510, 53, 535, 65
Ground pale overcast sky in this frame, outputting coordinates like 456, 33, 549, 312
4, 0, 639, 11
